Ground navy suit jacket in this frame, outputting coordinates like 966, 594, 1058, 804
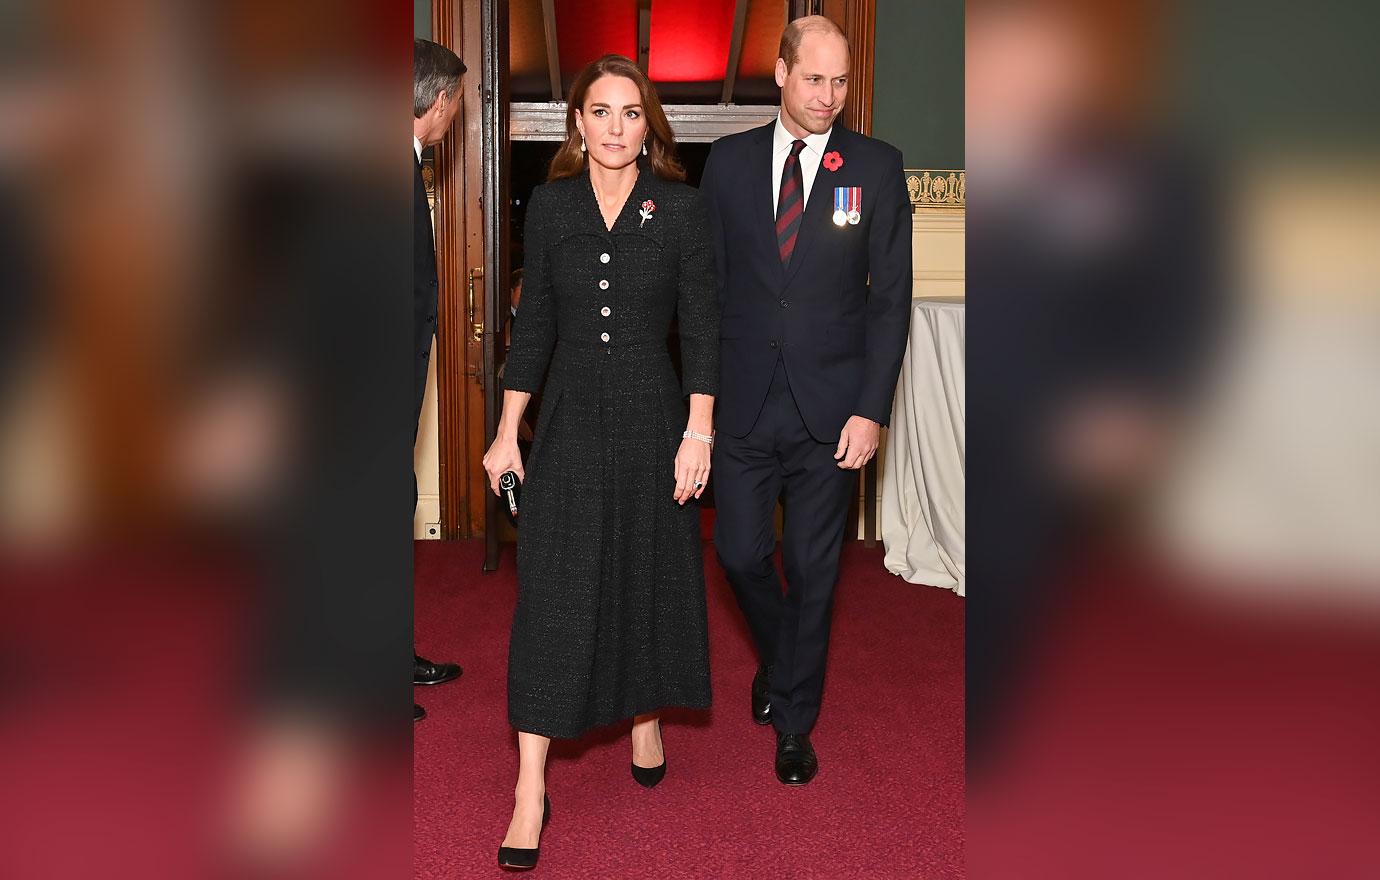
413, 154, 439, 425
700, 122, 912, 441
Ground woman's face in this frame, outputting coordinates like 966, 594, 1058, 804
575, 75, 648, 173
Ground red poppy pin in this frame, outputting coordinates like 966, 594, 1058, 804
639, 199, 656, 227
823, 151, 844, 172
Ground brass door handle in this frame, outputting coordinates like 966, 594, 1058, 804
468, 267, 484, 342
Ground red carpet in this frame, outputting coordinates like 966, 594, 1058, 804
413, 539, 966, 879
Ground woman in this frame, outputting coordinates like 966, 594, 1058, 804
481, 54, 718, 870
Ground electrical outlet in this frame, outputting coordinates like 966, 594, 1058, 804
424, 522, 441, 539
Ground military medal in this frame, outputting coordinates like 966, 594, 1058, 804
832, 186, 848, 226
834, 186, 862, 226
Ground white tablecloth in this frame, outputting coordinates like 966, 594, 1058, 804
882, 298, 965, 595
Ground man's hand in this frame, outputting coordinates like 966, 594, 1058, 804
834, 415, 881, 469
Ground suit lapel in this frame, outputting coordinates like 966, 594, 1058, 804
747, 123, 783, 286
781, 125, 846, 289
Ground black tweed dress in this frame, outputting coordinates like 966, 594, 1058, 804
502, 163, 719, 739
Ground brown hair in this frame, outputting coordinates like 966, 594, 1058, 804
547, 54, 685, 183
777, 15, 847, 71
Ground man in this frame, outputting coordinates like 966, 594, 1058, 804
411, 38, 466, 721
700, 16, 912, 784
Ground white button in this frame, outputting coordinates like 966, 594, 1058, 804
600, 306, 611, 317
600, 253, 610, 263
598, 279, 610, 290
600, 332, 610, 343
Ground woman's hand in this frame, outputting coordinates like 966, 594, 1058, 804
482, 435, 524, 496
673, 437, 711, 505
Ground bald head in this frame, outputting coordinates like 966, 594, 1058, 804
778, 15, 848, 71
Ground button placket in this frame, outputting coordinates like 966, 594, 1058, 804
597, 254, 613, 343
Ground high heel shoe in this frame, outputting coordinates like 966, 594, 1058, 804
631, 758, 667, 788
497, 794, 550, 871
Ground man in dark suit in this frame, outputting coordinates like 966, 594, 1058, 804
700, 16, 912, 784
411, 38, 465, 720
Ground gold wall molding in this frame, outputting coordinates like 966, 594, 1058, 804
906, 169, 965, 209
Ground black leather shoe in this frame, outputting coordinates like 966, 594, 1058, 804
414, 703, 426, 722
414, 653, 462, 686
751, 664, 773, 726
775, 732, 818, 785
497, 794, 551, 871
631, 758, 666, 788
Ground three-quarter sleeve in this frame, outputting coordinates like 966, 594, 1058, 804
676, 190, 720, 398
503, 186, 557, 393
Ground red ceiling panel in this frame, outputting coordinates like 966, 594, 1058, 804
648, 0, 737, 83
553, 0, 639, 75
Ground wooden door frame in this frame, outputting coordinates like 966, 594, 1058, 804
479, 0, 511, 570
431, 0, 491, 540
830, 0, 875, 136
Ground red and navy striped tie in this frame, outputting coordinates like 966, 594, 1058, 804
776, 139, 807, 265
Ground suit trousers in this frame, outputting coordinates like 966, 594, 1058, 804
713, 357, 856, 735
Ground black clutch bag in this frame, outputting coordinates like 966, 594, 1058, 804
499, 471, 520, 524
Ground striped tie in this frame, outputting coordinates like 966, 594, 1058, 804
776, 139, 807, 265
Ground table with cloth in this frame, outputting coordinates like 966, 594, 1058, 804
881, 297, 965, 595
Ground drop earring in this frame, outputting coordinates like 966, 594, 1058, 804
642, 141, 648, 156
580, 137, 586, 153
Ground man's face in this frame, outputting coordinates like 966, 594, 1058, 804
422, 89, 462, 145
776, 32, 849, 135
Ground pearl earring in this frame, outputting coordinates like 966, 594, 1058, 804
581, 137, 586, 153
642, 141, 648, 156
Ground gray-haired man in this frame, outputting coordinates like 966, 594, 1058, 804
411, 38, 466, 721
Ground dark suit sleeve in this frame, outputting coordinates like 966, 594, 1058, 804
503, 186, 556, 393
854, 148, 913, 426
676, 189, 720, 397
699, 142, 729, 310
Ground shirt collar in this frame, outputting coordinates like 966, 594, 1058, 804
413, 135, 422, 162
773, 113, 832, 156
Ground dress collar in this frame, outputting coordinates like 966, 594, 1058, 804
582, 161, 658, 234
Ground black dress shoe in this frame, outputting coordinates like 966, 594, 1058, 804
414, 703, 426, 722
751, 664, 773, 726
631, 758, 666, 788
775, 732, 818, 786
497, 794, 551, 871
414, 653, 462, 686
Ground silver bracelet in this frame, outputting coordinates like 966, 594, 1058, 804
682, 429, 714, 446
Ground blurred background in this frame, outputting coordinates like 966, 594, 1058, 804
966, 0, 1380, 876
1, 1, 413, 877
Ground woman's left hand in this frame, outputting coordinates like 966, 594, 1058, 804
673, 438, 711, 505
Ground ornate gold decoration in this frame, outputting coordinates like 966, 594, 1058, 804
906, 169, 965, 209
422, 157, 436, 212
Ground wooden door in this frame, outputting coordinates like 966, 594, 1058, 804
430, 0, 506, 544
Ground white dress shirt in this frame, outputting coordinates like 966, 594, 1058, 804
414, 135, 422, 163
771, 114, 833, 215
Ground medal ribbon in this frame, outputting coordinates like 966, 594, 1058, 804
834, 187, 846, 215
848, 187, 861, 215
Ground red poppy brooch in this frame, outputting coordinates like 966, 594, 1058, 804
823, 151, 844, 172
639, 199, 656, 227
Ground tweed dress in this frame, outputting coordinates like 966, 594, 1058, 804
502, 164, 719, 739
